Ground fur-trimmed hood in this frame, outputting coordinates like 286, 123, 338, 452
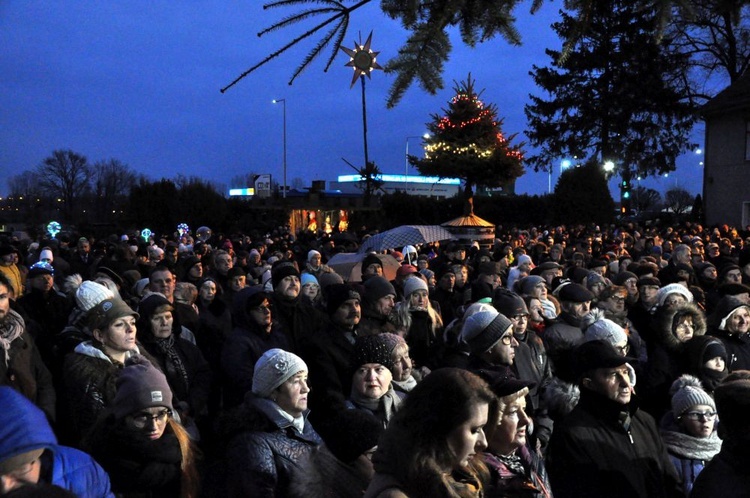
542, 376, 580, 421
655, 303, 707, 352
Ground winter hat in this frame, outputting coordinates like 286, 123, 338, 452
403, 277, 428, 298
638, 276, 661, 288
363, 276, 396, 303
226, 267, 246, 280
518, 275, 546, 296
0, 387, 56, 475
573, 340, 634, 380
133, 278, 150, 298
271, 261, 300, 289
478, 261, 503, 276
419, 268, 435, 282
323, 410, 384, 464
88, 297, 139, 331
460, 309, 513, 355
27, 261, 54, 279
76, 280, 115, 312
252, 348, 308, 398
716, 296, 750, 331
379, 332, 407, 354
557, 283, 594, 303
517, 254, 533, 268
396, 264, 418, 278
670, 375, 716, 417
657, 283, 694, 307
95, 266, 124, 287
318, 271, 344, 289
362, 253, 383, 272
138, 292, 173, 321
714, 371, 750, 434
326, 284, 361, 315
301, 273, 319, 288
435, 264, 456, 282
614, 271, 638, 286
112, 355, 173, 419
39, 248, 54, 263
353, 334, 395, 372
492, 288, 529, 317
585, 272, 607, 289
307, 250, 321, 263
703, 340, 728, 364
581, 309, 628, 346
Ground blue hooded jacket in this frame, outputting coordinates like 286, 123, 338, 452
0, 386, 114, 498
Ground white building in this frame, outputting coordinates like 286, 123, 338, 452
329, 174, 462, 198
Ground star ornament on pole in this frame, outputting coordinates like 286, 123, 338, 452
340, 31, 382, 88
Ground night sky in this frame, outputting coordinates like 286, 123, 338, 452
0, 2, 705, 199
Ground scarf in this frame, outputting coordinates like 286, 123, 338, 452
496, 452, 526, 476
0, 310, 25, 366
660, 430, 722, 461
350, 384, 401, 427
393, 375, 418, 393
155, 335, 190, 397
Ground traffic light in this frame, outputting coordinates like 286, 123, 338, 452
620, 179, 632, 215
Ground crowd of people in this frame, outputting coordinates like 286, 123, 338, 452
1, 220, 750, 497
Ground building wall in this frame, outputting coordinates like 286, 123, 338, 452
704, 112, 750, 227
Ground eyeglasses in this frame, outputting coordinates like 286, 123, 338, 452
499, 334, 514, 346
509, 314, 528, 322
681, 411, 716, 421
251, 305, 271, 314
609, 296, 626, 303
614, 344, 630, 355
129, 409, 172, 428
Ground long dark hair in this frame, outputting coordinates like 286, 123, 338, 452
373, 368, 497, 496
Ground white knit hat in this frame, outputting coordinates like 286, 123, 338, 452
582, 309, 628, 346
403, 277, 428, 298
252, 349, 308, 398
307, 250, 321, 262
670, 374, 715, 417
76, 280, 115, 312
657, 283, 693, 307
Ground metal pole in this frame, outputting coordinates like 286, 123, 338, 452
405, 139, 409, 192
361, 75, 369, 167
282, 99, 287, 198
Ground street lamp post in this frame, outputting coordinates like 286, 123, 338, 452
405, 134, 429, 192
272, 99, 287, 198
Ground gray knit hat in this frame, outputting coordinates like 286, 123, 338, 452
460, 309, 513, 355
112, 355, 173, 419
670, 374, 716, 417
252, 348, 308, 398
581, 309, 628, 346
403, 277, 428, 298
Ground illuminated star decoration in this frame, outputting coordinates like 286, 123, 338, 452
340, 31, 382, 88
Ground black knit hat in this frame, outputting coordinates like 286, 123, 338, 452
271, 261, 300, 289
493, 288, 528, 317
363, 276, 396, 304
362, 253, 382, 272
352, 334, 395, 372
323, 410, 384, 463
326, 283, 361, 315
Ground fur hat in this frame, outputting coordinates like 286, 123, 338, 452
323, 410, 384, 464
112, 355, 173, 419
353, 334, 395, 372
656, 283, 694, 307
402, 277, 428, 298
363, 276, 396, 303
326, 284, 360, 315
581, 309, 628, 346
460, 309, 513, 355
252, 349, 308, 398
271, 261, 300, 289
670, 375, 716, 418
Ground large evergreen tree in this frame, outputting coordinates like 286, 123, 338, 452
410, 75, 524, 211
525, 1, 697, 183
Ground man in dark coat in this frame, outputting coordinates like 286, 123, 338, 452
268, 261, 323, 353
546, 340, 681, 498
543, 282, 594, 368
357, 276, 397, 337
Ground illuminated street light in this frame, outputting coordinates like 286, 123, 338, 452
603, 160, 615, 172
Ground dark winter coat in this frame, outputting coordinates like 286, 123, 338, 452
62, 342, 140, 443
222, 289, 291, 408
270, 293, 325, 353
690, 437, 750, 498
659, 415, 720, 497
542, 312, 584, 368
224, 395, 322, 498
0, 310, 56, 421
546, 390, 682, 498
289, 446, 371, 498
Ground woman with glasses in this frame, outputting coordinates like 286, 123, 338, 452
659, 375, 721, 496
222, 286, 292, 408
84, 355, 200, 498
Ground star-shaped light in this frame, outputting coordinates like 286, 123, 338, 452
340, 31, 382, 88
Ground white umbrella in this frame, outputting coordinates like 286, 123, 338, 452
358, 225, 456, 253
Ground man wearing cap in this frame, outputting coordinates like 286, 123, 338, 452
17, 262, 71, 365
546, 340, 681, 498
543, 283, 594, 365
358, 276, 398, 337
269, 261, 323, 353
459, 308, 518, 375
0, 245, 24, 298
301, 284, 363, 424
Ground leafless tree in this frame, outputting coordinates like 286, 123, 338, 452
665, 187, 694, 215
633, 186, 662, 212
92, 159, 140, 218
36, 150, 92, 220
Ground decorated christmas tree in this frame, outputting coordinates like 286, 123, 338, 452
410, 74, 524, 213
